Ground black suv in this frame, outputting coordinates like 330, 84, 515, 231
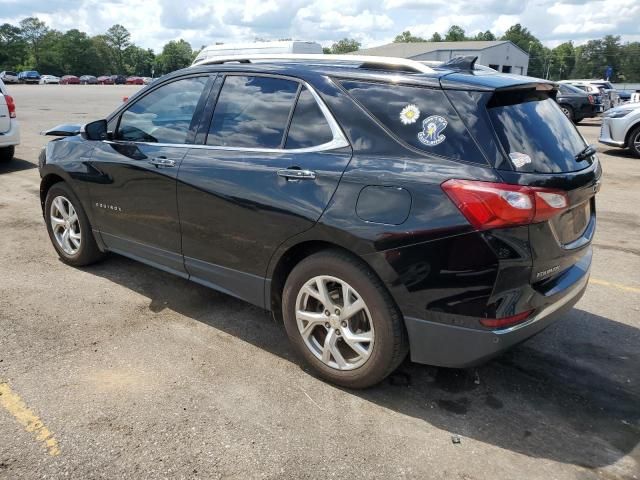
39, 55, 600, 388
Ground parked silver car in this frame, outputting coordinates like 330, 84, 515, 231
598, 102, 640, 157
0, 71, 19, 84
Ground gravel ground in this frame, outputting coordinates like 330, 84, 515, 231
0, 85, 639, 480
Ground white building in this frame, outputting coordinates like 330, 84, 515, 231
354, 41, 529, 75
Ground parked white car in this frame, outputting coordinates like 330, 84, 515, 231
598, 102, 640, 157
0, 71, 19, 84
0, 79, 20, 162
39, 75, 60, 85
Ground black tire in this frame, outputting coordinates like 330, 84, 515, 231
282, 250, 408, 388
560, 104, 574, 122
628, 126, 640, 158
44, 182, 105, 266
0, 145, 14, 162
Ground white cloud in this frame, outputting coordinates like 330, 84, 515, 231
0, 0, 638, 51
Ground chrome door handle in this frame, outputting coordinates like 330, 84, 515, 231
149, 157, 176, 168
277, 169, 316, 180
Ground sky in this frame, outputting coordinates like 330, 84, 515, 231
1, 0, 639, 52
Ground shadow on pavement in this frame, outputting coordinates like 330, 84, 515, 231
0, 157, 37, 174
601, 147, 639, 159
85, 254, 639, 471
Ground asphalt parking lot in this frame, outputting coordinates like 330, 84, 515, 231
0, 85, 638, 480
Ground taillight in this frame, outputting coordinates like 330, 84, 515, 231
588, 95, 594, 104
5, 95, 16, 118
441, 179, 569, 230
480, 310, 534, 329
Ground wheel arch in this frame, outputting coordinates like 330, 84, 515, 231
267, 239, 396, 323
624, 121, 640, 149
39, 172, 67, 213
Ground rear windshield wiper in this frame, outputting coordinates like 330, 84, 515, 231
575, 144, 596, 161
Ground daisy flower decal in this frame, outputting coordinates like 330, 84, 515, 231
400, 104, 420, 125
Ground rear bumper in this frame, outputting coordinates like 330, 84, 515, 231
404, 252, 590, 368
0, 120, 20, 147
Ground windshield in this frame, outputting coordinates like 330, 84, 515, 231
488, 90, 589, 173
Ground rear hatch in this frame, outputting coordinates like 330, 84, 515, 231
0, 94, 10, 133
484, 85, 600, 285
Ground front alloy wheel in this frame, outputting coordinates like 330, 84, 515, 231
50, 195, 81, 255
296, 275, 374, 370
44, 182, 104, 266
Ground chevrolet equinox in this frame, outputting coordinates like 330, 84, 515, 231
39, 54, 601, 388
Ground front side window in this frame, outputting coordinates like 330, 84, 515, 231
117, 76, 208, 144
207, 75, 299, 148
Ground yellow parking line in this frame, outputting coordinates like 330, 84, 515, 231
0, 382, 60, 456
590, 278, 640, 294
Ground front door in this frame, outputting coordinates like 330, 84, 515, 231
87, 75, 211, 274
177, 74, 352, 306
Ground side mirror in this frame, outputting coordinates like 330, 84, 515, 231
81, 119, 109, 141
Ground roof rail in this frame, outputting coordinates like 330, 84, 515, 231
192, 54, 436, 74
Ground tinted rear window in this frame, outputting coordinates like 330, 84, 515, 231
341, 80, 487, 164
488, 90, 588, 173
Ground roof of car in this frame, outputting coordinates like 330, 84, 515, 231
179, 56, 554, 92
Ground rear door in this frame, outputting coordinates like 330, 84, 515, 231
87, 74, 212, 274
176, 74, 351, 305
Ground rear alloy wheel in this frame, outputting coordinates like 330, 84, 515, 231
629, 126, 640, 158
560, 105, 574, 122
45, 182, 105, 266
295, 275, 375, 370
283, 250, 408, 388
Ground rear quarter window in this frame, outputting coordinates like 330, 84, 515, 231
340, 80, 487, 164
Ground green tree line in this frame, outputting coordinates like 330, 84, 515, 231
3, 17, 639, 82
327, 24, 640, 82
0, 17, 198, 77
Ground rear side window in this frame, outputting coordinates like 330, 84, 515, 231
117, 76, 208, 144
488, 90, 587, 173
207, 75, 299, 148
341, 80, 487, 163
285, 88, 333, 149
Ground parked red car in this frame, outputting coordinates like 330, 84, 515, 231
126, 76, 144, 85
97, 76, 114, 85
60, 75, 80, 85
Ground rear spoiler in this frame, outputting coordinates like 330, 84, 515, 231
440, 56, 478, 71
